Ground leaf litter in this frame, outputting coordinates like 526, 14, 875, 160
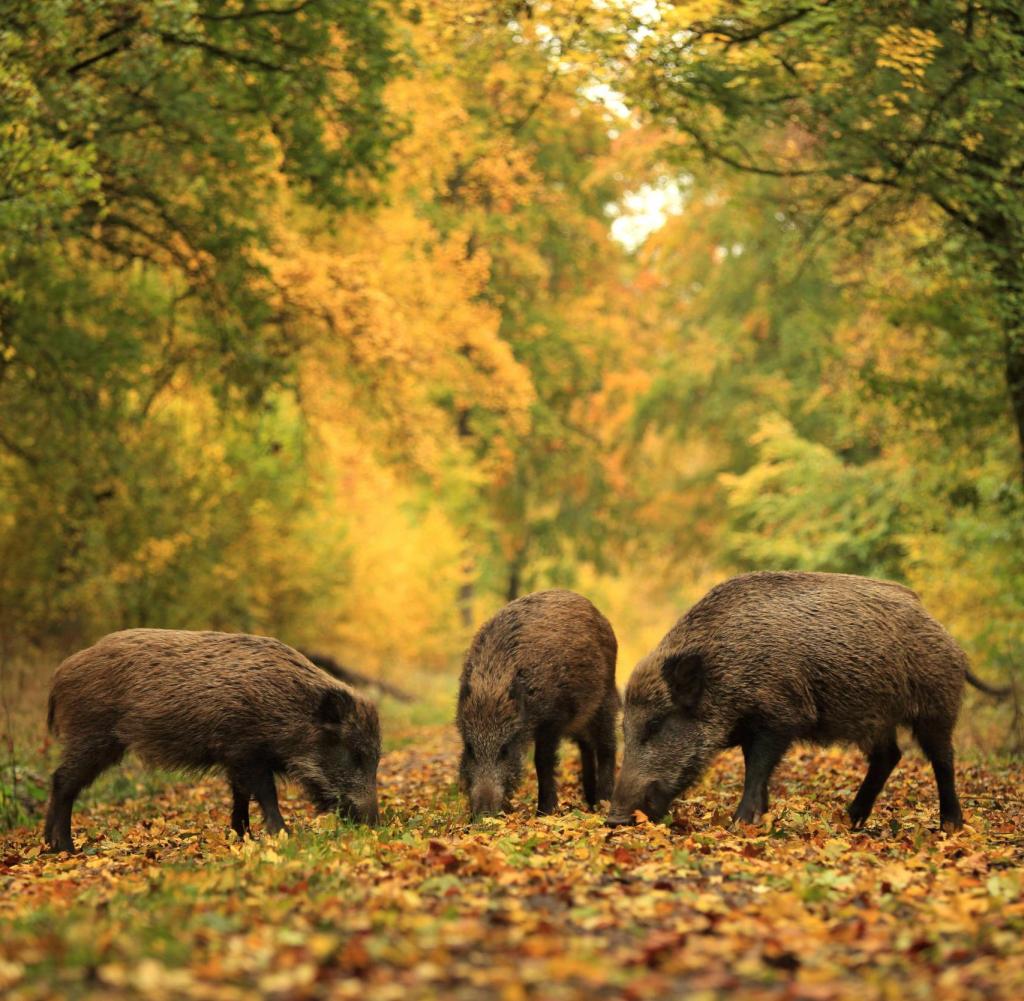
1, 727, 1022, 1000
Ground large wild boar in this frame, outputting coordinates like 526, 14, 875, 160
457, 590, 620, 817
607, 572, 1008, 833
44, 629, 381, 853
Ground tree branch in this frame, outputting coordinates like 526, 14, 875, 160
66, 39, 131, 76
680, 125, 828, 178
0, 427, 39, 467
157, 33, 292, 73
686, 1, 834, 47
199, 2, 315, 21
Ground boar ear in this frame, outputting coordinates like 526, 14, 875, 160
316, 688, 354, 726
508, 675, 527, 713
661, 651, 704, 711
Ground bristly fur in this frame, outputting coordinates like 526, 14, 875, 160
43, 629, 381, 852
610, 571, 999, 832
456, 589, 621, 817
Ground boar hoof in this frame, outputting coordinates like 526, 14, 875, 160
730, 804, 763, 826
42, 839, 75, 855
536, 802, 558, 817
940, 816, 964, 835
847, 805, 870, 829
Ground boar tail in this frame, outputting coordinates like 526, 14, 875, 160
46, 691, 58, 735
965, 670, 1012, 699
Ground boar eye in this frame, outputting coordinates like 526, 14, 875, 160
465, 744, 475, 761
641, 717, 668, 743
498, 742, 512, 760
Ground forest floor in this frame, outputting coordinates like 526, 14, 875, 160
1, 706, 1023, 1001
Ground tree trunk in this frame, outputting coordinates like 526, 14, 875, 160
980, 218, 1024, 480
458, 577, 475, 630
1004, 330, 1024, 480
506, 562, 522, 603
505, 542, 529, 603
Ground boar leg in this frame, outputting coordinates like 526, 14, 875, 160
228, 777, 252, 839
250, 769, 289, 836
589, 698, 618, 804
847, 735, 901, 828
43, 740, 124, 854
575, 738, 598, 808
733, 733, 789, 825
914, 720, 964, 833
534, 725, 561, 815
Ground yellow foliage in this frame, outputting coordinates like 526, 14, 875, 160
875, 25, 941, 80
262, 203, 533, 479
312, 421, 469, 674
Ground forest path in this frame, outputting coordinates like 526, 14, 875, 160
1, 726, 1023, 1000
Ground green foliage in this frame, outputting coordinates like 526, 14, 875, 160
619, 148, 1022, 687
618, 0, 1024, 465
622, 1, 1024, 249
0, 0, 397, 646
421, 15, 637, 598
720, 416, 908, 578
0, 0, 399, 422
0, 761, 49, 833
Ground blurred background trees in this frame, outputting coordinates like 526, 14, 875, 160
0, 0, 1020, 702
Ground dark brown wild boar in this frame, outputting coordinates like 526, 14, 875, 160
44, 629, 381, 853
457, 590, 620, 818
607, 572, 1009, 833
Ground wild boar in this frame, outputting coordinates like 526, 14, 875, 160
607, 572, 1008, 833
457, 589, 620, 818
44, 629, 381, 853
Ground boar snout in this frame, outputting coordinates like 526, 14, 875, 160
311, 784, 379, 826
469, 777, 506, 819
352, 795, 380, 827
607, 773, 672, 826
605, 812, 636, 828
340, 787, 379, 826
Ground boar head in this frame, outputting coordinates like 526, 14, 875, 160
457, 675, 528, 818
295, 688, 381, 825
607, 651, 720, 825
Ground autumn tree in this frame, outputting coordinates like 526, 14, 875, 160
0, 1, 398, 643
404, 2, 643, 602
0, 0, 396, 408
612, 0, 1024, 473
624, 155, 1022, 684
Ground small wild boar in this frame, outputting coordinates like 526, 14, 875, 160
607, 572, 1008, 833
457, 590, 620, 818
44, 629, 381, 853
